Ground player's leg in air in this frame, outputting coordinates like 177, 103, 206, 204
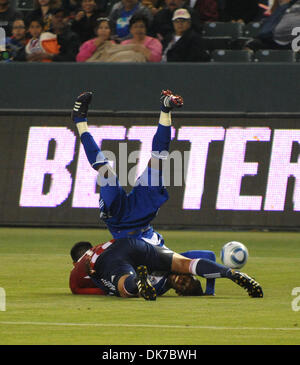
71, 92, 129, 230
71, 92, 107, 171
151, 89, 183, 162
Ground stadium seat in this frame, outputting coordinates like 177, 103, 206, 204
202, 22, 244, 38
243, 22, 262, 38
232, 22, 263, 50
202, 36, 232, 51
202, 22, 245, 51
253, 49, 296, 62
210, 49, 253, 62
15, 0, 34, 11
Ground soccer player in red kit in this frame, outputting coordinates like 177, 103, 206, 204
69, 240, 114, 295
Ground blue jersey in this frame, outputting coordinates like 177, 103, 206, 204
98, 167, 169, 240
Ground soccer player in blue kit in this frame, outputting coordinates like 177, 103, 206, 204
70, 90, 263, 300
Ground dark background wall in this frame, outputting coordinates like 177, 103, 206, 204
1, 63, 300, 113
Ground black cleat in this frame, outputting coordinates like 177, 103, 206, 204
136, 265, 157, 301
71, 91, 93, 122
230, 270, 263, 298
160, 89, 183, 112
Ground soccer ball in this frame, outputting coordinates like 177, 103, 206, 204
220, 241, 248, 269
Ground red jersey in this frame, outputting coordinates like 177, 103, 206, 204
69, 240, 115, 295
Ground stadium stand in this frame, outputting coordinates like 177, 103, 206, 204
232, 21, 262, 49
253, 49, 296, 62
243, 21, 262, 38
202, 21, 245, 51
202, 21, 244, 38
1, 1, 299, 64
202, 35, 232, 51
202, 22, 247, 51
210, 49, 253, 62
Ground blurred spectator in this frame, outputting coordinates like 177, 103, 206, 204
103, 0, 121, 14
109, 0, 153, 41
246, 0, 300, 50
62, 0, 109, 14
0, 0, 23, 37
61, 0, 81, 14
219, 0, 268, 24
95, 0, 112, 14
76, 15, 148, 61
162, 8, 210, 62
49, 8, 81, 60
149, 0, 203, 43
270, 0, 278, 11
19, 8, 80, 61
76, 16, 114, 61
71, 0, 106, 44
142, 0, 165, 16
25, 19, 45, 59
257, 0, 274, 16
186, 0, 218, 22
26, 0, 59, 32
2, 18, 27, 61
121, 13, 162, 61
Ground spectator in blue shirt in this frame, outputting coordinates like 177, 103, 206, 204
109, 0, 153, 41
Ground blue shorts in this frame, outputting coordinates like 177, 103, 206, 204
92, 238, 173, 296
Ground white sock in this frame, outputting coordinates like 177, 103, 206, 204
159, 111, 172, 126
189, 259, 200, 275
76, 122, 88, 136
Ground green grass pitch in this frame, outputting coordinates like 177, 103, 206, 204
0, 227, 299, 345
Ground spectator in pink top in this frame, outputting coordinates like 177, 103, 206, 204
76, 17, 114, 62
121, 13, 162, 62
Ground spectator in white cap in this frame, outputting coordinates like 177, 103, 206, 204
162, 8, 210, 62
149, 0, 203, 43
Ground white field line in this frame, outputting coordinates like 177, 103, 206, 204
0, 321, 299, 331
